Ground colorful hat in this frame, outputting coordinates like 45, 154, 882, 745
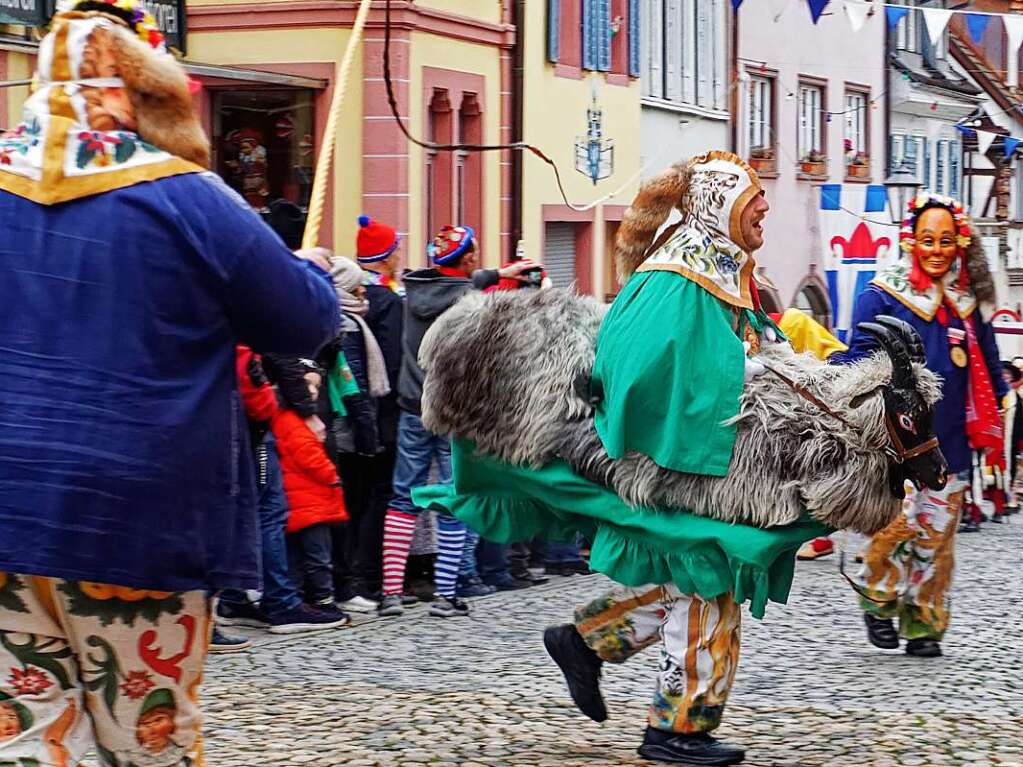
55, 0, 167, 51
139, 688, 176, 717
428, 225, 476, 265
356, 215, 400, 263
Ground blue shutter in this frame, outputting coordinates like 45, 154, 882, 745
597, 0, 612, 72
950, 140, 960, 198
583, 0, 596, 70
628, 0, 641, 77
547, 0, 561, 63
922, 138, 931, 190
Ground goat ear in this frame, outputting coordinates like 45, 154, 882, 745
850, 387, 881, 409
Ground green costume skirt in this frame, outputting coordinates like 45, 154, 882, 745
413, 440, 831, 619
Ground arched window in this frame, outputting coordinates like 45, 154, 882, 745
794, 280, 831, 328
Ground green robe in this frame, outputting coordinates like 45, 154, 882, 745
593, 271, 747, 476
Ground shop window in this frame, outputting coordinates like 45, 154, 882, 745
213, 89, 315, 244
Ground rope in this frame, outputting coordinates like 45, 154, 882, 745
301, 0, 374, 250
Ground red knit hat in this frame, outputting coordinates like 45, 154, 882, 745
356, 215, 400, 263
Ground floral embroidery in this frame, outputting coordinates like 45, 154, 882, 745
0, 119, 43, 164
8, 665, 53, 696
75, 131, 161, 170
120, 669, 156, 700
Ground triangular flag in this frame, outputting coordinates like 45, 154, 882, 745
1004, 16, 1023, 87
922, 8, 952, 48
1005, 136, 1022, 159
843, 0, 870, 33
966, 13, 991, 45
732, 0, 744, 9
886, 6, 908, 29
976, 130, 997, 156
807, 0, 830, 24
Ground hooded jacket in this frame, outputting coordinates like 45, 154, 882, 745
397, 267, 499, 414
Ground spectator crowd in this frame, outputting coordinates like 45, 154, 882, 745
213, 215, 590, 651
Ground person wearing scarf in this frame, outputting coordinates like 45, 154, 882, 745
832, 193, 1006, 658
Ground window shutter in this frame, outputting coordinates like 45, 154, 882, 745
681, 0, 696, 103
647, 0, 664, 98
904, 136, 918, 174
922, 138, 931, 189
665, 0, 682, 101
628, 0, 641, 77
888, 135, 894, 175
547, 0, 561, 63
950, 140, 960, 197
597, 0, 612, 72
935, 139, 946, 193
696, 0, 711, 107
583, 0, 596, 70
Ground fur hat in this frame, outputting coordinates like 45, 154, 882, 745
356, 215, 400, 263
52, 0, 209, 167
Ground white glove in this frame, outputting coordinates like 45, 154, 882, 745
742, 342, 767, 381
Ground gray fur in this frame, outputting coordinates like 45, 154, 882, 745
420, 289, 942, 535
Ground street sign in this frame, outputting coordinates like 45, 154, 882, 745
0, 0, 47, 27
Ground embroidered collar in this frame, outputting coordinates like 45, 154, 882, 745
871, 261, 977, 321
636, 225, 756, 309
0, 14, 200, 206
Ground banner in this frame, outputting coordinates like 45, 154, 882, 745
819, 184, 895, 342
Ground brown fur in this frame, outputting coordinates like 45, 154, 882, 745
107, 25, 210, 167
964, 236, 996, 306
613, 162, 690, 282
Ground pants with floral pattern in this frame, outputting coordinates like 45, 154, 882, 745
853, 477, 966, 641
574, 584, 741, 734
0, 572, 209, 767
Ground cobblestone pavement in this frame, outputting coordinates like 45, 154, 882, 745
199, 522, 1022, 767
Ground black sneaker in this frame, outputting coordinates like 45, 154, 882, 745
863, 614, 900, 650
429, 595, 470, 617
484, 573, 532, 592
637, 727, 745, 766
543, 624, 607, 722
217, 600, 270, 629
905, 638, 942, 657
268, 604, 350, 635
209, 627, 252, 654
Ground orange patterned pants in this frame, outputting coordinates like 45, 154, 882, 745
574, 585, 741, 733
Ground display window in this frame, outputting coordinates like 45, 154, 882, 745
212, 89, 315, 245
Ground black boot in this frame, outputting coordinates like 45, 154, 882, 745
637, 727, 746, 766
905, 638, 942, 657
543, 624, 607, 722
863, 614, 900, 649
960, 517, 981, 533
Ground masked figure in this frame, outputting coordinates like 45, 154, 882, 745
833, 193, 1005, 658
413, 152, 948, 765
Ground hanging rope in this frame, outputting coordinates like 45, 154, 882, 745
301, 0, 374, 250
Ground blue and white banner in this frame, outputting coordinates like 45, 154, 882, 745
819, 184, 895, 341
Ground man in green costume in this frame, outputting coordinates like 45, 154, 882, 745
544, 150, 775, 766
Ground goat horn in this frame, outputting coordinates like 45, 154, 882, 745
874, 315, 926, 365
857, 320, 915, 389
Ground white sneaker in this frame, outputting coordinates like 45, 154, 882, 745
337, 595, 379, 613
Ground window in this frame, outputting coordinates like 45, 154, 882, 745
889, 133, 929, 186
798, 82, 825, 162
748, 74, 774, 156
892, 0, 919, 53
949, 139, 960, 197
549, 0, 637, 76
641, 0, 727, 112
844, 90, 867, 155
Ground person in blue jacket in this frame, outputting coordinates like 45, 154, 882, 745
0, 2, 339, 763
831, 193, 1005, 659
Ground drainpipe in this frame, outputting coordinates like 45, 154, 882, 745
730, 4, 739, 151
511, 0, 525, 259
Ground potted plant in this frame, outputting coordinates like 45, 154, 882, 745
847, 151, 870, 178
749, 145, 776, 173
800, 149, 826, 176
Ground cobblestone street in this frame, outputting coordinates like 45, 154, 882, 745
202, 522, 1022, 767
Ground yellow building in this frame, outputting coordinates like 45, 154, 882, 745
1, 0, 642, 290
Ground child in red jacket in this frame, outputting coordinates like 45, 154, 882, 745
274, 365, 349, 609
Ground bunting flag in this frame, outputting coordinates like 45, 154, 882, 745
976, 130, 998, 156
1005, 136, 1022, 159
1005, 15, 1023, 87
807, 0, 831, 24
885, 5, 908, 29
922, 8, 953, 48
966, 13, 991, 44
843, 0, 870, 33
732, 0, 744, 9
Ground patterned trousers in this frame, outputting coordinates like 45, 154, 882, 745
852, 477, 966, 641
0, 572, 209, 767
574, 585, 741, 734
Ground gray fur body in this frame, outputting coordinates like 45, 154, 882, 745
420, 289, 941, 535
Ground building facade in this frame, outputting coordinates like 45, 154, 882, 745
735, 0, 888, 326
